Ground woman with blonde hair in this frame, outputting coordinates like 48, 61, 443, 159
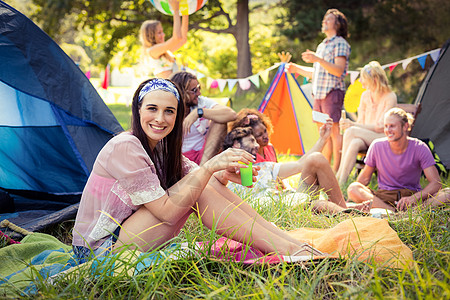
336, 61, 397, 185
140, 0, 188, 78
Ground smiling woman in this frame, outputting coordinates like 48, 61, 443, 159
71, 78, 324, 264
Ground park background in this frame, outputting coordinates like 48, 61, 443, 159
7, 0, 450, 130
1, 1, 449, 298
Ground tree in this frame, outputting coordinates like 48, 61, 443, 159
30, 0, 254, 78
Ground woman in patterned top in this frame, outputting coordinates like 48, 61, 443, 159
72, 78, 322, 263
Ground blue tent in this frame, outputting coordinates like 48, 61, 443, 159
0, 1, 123, 233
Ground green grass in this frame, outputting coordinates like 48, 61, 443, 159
108, 103, 132, 131
1, 174, 449, 298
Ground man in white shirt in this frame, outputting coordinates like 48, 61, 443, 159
170, 71, 236, 165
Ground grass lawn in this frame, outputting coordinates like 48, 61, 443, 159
108, 103, 132, 131
1, 103, 449, 298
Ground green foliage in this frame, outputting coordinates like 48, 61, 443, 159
3, 186, 449, 298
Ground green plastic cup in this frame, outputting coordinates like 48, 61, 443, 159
239, 162, 253, 186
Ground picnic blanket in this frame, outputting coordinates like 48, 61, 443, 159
0, 233, 77, 297
288, 217, 412, 268
0, 217, 412, 297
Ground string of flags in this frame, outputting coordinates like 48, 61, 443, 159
184, 48, 441, 91
347, 48, 441, 84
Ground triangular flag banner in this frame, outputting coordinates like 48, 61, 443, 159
389, 63, 398, 73
227, 79, 238, 92
249, 74, 260, 88
85, 70, 91, 79
206, 77, 214, 89
259, 69, 270, 83
430, 50, 440, 62
217, 79, 227, 92
238, 78, 251, 90
417, 55, 427, 69
350, 71, 359, 84
197, 72, 205, 80
402, 58, 413, 70
302, 77, 308, 85
210, 79, 218, 89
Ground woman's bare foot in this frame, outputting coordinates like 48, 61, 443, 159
353, 200, 372, 213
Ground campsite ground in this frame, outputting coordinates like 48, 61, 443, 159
1, 103, 449, 298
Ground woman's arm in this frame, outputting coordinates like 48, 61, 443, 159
286, 63, 313, 79
143, 148, 254, 225
147, 0, 188, 59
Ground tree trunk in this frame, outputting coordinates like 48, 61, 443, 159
235, 0, 252, 78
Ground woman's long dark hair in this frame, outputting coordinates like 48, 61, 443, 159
131, 78, 185, 190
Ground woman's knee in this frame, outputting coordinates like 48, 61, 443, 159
348, 138, 366, 153
347, 182, 363, 198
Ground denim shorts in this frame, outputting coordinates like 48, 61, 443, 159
73, 227, 121, 264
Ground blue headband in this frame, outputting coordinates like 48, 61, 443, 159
138, 79, 181, 103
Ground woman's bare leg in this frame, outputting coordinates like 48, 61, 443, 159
115, 207, 192, 252
330, 122, 343, 173
337, 127, 383, 185
300, 152, 346, 208
196, 184, 321, 256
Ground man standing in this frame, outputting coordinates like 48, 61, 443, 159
287, 9, 351, 172
170, 71, 236, 165
347, 108, 442, 211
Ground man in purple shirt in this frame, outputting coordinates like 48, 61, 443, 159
347, 108, 442, 212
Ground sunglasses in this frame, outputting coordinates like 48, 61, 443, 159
188, 84, 201, 94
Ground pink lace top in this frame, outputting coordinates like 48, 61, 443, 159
72, 132, 197, 249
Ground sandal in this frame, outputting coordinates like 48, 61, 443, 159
291, 243, 327, 257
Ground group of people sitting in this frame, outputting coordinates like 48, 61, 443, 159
71, 1, 448, 263
71, 71, 449, 264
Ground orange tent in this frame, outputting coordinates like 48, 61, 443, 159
258, 64, 319, 155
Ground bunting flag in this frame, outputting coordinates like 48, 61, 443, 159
227, 79, 238, 91
389, 63, 398, 73
259, 69, 270, 83
217, 79, 227, 92
177, 48, 441, 92
249, 74, 260, 88
210, 79, 218, 89
417, 55, 427, 69
238, 78, 251, 90
402, 58, 413, 70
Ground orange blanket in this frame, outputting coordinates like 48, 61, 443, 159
288, 217, 413, 268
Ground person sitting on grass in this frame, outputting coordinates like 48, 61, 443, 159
223, 120, 368, 214
336, 61, 397, 185
170, 71, 236, 165
72, 78, 323, 264
229, 108, 278, 163
347, 108, 442, 212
